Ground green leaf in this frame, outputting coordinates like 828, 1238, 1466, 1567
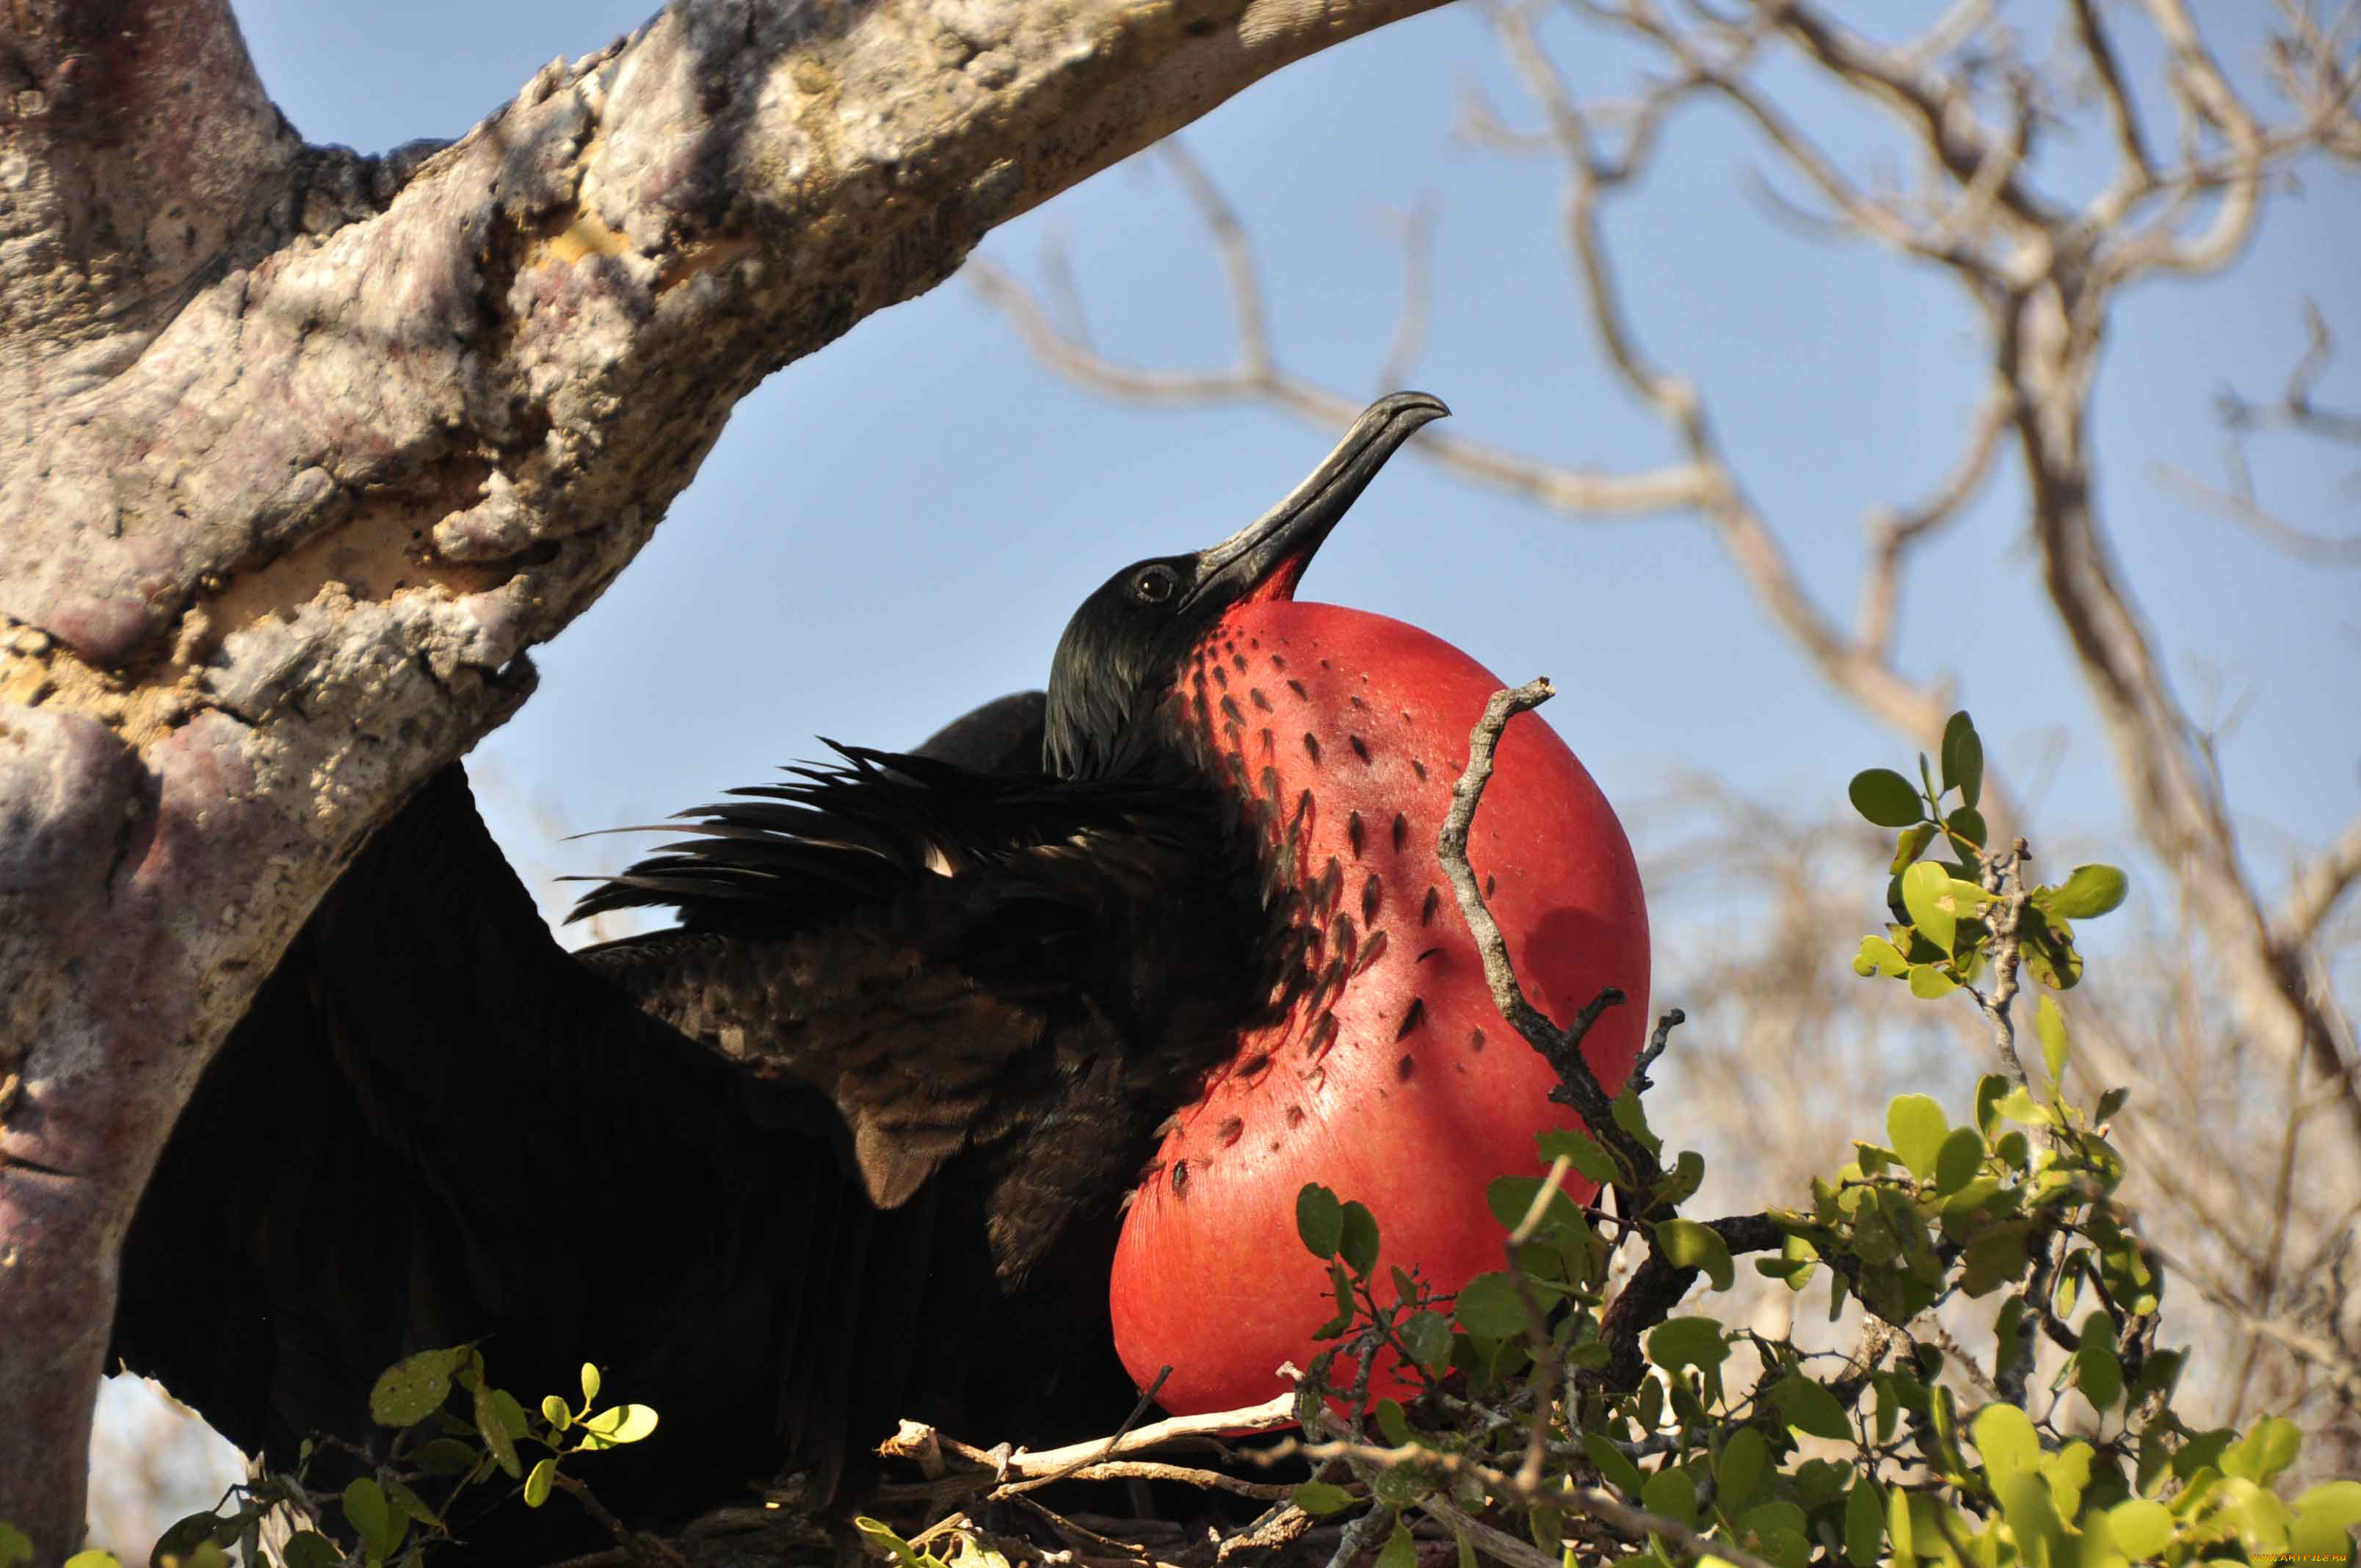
1901, 862, 1959, 954
1611, 1087, 1662, 1155
1770, 1375, 1852, 1442
62, 1555, 123, 1568
471, 1379, 522, 1477
1719, 1428, 1766, 1515
1291, 1482, 1356, 1517
1945, 806, 1988, 851
1487, 1175, 1580, 1235
0, 1524, 27, 1568
1399, 1309, 1452, 1373
1374, 1397, 1412, 1446
1887, 1094, 1949, 1179
1584, 1432, 1646, 1496
1854, 934, 1910, 979
1974, 1074, 2009, 1138
2108, 1498, 2174, 1559
280, 1533, 341, 1568
2288, 1480, 2361, 1560
1338, 1200, 1380, 1277
2225, 1417, 2303, 1483
1374, 1522, 1415, 1568
1907, 963, 1959, 1000
1971, 1402, 2041, 1482
1658, 1219, 1733, 1291
1843, 1481, 1884, 1567
369, 1346, 465, 1429
1314, 1261, 1355, 1338
2075, 1313, 2123, 1411
580, 1362, 601, 1407
1296, 1184, 1343, 1261
1657, 1149, 1705, 1208
2095, 1086, 2130, 1124
1940, 711, 1983, 808
1642, 1467, 1698, 1528
541, 1394, 571, 1431
1934, 1128, 1985, 1196
1850, 768, 1926, 828
2047, 864, 2129, 919
2036, 997, 2070, 1085
1536, 1125, 1618, 1186
1648, 1316, 1730, 1373
1454, 1273, 1528, 1340
579, 1404, 659, 1449
854, 1517, 937, 1568
343, 1476, 402, 1563
523, 1457, 555, 1509
1890, 821, 1939, 875
1993, 1473, 2064, 1567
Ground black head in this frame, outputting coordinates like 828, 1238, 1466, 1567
1044, 392, 1449, 779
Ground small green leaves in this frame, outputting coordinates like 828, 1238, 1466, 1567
1907, 963, 1959, 1000
1900, 863, 1986, 954
1658, 1219, 1733, 1291
1291, 1482, 1356, 1517
1886, 1094, 1948, 1179
577, 1404, 659, 1450
1647, 1315, 1730, 1374
2073, 1311, 2124, 1410
1849, 768, 1925, 827
280, 1533, 341, 1568
1940, 711, 1983, 809
0, 1525, 27, 1568
1843, 1481, 1884, 1567
1719, 1428, 1767, 1514
1641, 1467, 1699, 1528
1339, 1200, 1381, 1277
1296, 1183, 1343, 1260
2107, 1498, 2174, 1558
1453, 1271, 1528, 1340
1374, 1522, 1416, 1568
1399, 1310, 1453, 1373
541, 1394, 571, 1431
1585, 1432, 1647, 1496
1891, 821, 1938, 874
2289, 1481, 2361, 1559
1970, 1402, 2041, 1482
1535, 1125, 1617, 1186
523, 1458, 556, 1509
2035, 996, 2070, 1084
1853, 935, 1909, 979
369, 1346, 465, 1428
1934, 1128, 1985, 1194
474, 1382, 522, 1478
1771, 1376, 1852, 1442
2045, 863, 2128, 919
580, 1362, 601, 1407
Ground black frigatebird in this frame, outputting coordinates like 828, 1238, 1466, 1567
113, 392, 1645, 1556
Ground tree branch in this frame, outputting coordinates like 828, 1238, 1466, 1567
0, 0, 1448, 1549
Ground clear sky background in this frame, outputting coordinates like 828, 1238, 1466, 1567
220, 0, 2356, 922
90, 0, 2360, 1549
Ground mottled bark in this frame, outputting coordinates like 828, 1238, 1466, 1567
0, 0, 1443, 1553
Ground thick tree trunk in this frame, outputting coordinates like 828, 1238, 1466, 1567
0, 0, 1441, 1553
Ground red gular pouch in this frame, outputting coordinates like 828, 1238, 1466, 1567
1109, 599, 1650, 1419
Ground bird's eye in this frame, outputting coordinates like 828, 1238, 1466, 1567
1133, 565, 1178, 604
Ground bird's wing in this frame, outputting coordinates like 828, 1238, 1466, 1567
570, 739, 1230, 1223
111, 694, 1069, 1533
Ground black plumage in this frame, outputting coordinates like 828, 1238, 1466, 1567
111, 393, 1448, 1556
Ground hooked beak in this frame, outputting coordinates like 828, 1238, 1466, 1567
1187, 392, 1450, 609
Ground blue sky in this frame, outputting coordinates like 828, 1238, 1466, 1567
225, 0, 2357, 915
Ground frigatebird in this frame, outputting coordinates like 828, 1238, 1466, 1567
116, 394, 1572, 1550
